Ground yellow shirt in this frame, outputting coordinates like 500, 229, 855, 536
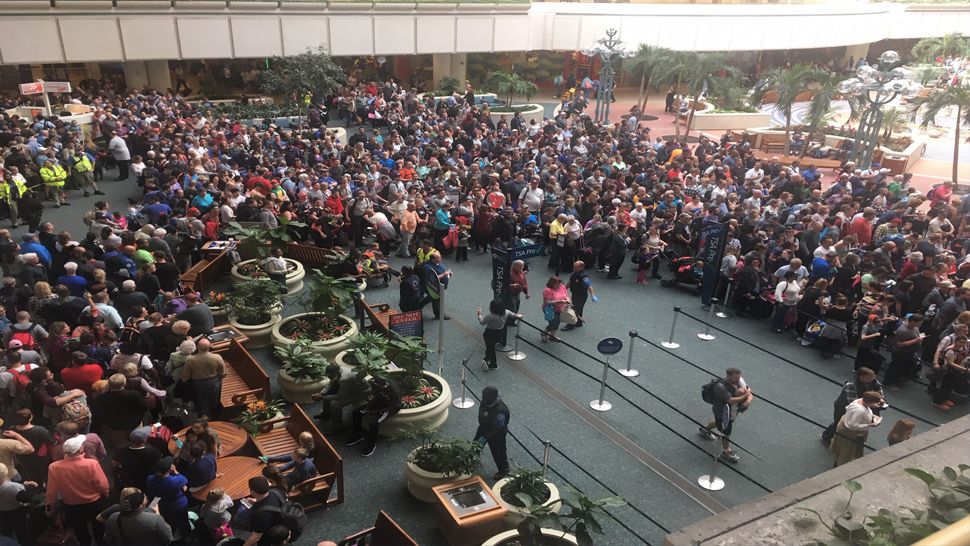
549, 220, 566, 239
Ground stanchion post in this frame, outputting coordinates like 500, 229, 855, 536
589, 356, 613, 412
507, 321, 526, 361
662, 307, 681, 349
697, 298, 718, 341
716, 282, 732, 319
452, 360, 475, 409
541, 441, 551, 478
619, 330, 639, 377
436, 287, 445, 376
697, 439, 725, 491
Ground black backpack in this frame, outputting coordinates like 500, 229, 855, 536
701, 379, 722, 404
256, 489, 307, 540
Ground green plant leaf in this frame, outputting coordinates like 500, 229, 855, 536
843, 480, 863, 493
905, 468, 937, 487
944, 467, 959, 481
958, 464, 970, 474
944, 508, 969, 523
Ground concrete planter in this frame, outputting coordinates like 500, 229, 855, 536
334, 349, 356, 371
481, 529, 578, 546
488, 104, 544, 118
271, 312, 359, 360
492, 478, 562, 526
210, 305, 229, 326
229, 311, 281, 349
277, 369, 330, 404
404, 446, 471, 503
383, 371, 451, 436
231, 258, 305, 295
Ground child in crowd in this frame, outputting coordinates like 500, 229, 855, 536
633, 244, 652, 286
200, 487, 234, 542
455, 226, 470, 262
886, 419, 915, 445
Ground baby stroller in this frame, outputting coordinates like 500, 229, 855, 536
660, 256, 703, 295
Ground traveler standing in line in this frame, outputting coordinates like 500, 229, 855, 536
477, 300, 522, 372
508, 260, 529, 315
820, 367, 883, 448
108, 131, 131, 181
474, 386, 510, 481
830, 391, 884, 467
541, 276, 570, 342
46, 435, 110, 546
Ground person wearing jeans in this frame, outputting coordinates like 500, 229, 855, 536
477, 299, 521, 371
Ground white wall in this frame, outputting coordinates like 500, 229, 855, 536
0, 2, 967, 65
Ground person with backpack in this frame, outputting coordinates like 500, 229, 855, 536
698, 367, 754, 464
242, 475, 306, 546
3, 311, 47, 352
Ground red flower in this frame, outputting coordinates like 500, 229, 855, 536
401, 395, 417, 405
419, 386, 435, 396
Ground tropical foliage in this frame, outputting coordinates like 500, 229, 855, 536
908, 83, 970, 184
681, 53, 739, 135
501, 468, 552, 507
405, 429, 482, 476
485, 71, 540, 107
261, 47, 345, 100
275, 338, 329, 381
626, 45, 672, 112
224, 278, 282, 325
514, 487, 626, 546
223, 217, 307, 252
911, 32, 970, 62
753, 64, 828, 156
235, 399, 286, 435
708, 76, 756, 113
435, 76, 462, 96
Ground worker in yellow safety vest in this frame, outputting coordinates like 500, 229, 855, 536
0, 166, 29, 228
70, 151, 102, 197
39, 159, 68, 208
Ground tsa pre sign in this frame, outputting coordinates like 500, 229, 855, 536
19, 82, 43, 95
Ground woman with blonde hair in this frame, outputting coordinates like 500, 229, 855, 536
27, 281, 57, 320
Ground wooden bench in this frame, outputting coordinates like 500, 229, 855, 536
354, 297, 397, 336
253, 404, 344, 510
283, 243, 342, 270
758, 133, 788, 153
180, 250, 229, 293
337, 511, 419, 546
213, 338, 269, 409
750, 149, 842, 171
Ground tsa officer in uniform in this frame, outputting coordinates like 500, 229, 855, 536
474, 386, 510, 480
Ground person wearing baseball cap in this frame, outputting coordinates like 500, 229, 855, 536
102, 487, 173, 546
46, 434, 110, 545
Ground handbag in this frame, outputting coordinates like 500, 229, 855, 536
561, 306, 579, 326
543, 304, 555, 322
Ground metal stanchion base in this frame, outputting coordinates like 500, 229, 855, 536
507, 351, 526, 361
697, 333, 716, 341
697, 475, 725, 491
618, 368, 640, 378
496, 345, 513, 353
452, 397, 475, 409
589, 400, 612, 412
715, 310, 731, 319
661, 341, 681, 349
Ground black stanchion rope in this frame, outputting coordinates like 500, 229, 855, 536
675, 309, 940, 428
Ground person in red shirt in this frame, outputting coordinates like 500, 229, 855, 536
61, 352, 104, 396
246, 168, 272, 195
46, 435, 110, 546
847, 209, 876, 247
324, 192, 344, 216
398, 161, 416, 182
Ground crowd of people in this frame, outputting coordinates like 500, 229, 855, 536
0, 62, 965, 543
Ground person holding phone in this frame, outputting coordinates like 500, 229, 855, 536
99, 487, 172, 546
830, 391, 885, 467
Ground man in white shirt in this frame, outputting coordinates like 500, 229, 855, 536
744, 162, 765, 186
518, 180, 544, 212
108, 131, 131, 181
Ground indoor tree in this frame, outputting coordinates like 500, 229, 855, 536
909, 63, 947, 87
485, 71, 539, 108
753, 64, 826, 156
911, 32, 970, 63
908, 84, 970, 187
800, 73, 842, 159
261, 47, 345, 102
653, 51, 697, 140
626, 44, 672, 113
682, 53, 739, 136
879, 107, 909, 140
436, 76, 461, 96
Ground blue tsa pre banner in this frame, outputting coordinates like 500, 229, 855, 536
699, 222, 727, 307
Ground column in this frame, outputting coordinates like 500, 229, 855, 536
432, 53, 467, 89
842, 44, 871, 71
123, 60, 150, 90
146, 60, 173, 91
84, 63, 103, 80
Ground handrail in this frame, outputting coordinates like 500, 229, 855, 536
913, 515, 970, 546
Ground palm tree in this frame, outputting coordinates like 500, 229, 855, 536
682, 53, 739, 136
654, 51, 697, 140
911, 32, 970, 63
626, 45, 672, 113
909, 63, 946, 87
755, 64, 826, 156
484, 71, 539, 108
908, 84, 970, 186
800, 74, 840, 159
879, 108, 909, 140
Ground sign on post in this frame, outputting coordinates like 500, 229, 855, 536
18, 82, 44, 95
19, 81, 71, 95
699, 222, 728, 307
388, 310, 424, 338
596, 337, 624, 355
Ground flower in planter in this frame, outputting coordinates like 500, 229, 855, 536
205, 291, 226, 307
401, 394, 418, 408
235, 398, 286, 435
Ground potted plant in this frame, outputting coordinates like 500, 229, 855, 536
403, 429, 482, 503
335, 331, 390, 370
224, 217, 307, 258
234, 398, 286, 435
275, 338, 330, 403
271, 270, 360, 358
482, 489, 625, 546
230, 257, 306, 295
381, 336, 451, 436
225, 279, 283, 348
204, 290, 228, 325
493, 469, 562, 525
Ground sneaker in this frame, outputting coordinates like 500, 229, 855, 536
61, 202, 71, 206
561, 325, 575, 331
719, 451, 740, 464
481, 360, 490, 372
94, 190, 105, 195
361, 444, 376, 457
931, 402, 951, 411
83, 192, 89, 197
698, 426, 715, 440
345, 436, 366, 447
943, 400, 955, 407
258, 456, 269, 463
819, 432, 831, 448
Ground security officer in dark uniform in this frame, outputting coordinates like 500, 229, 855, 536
565, 260, 597, 330
474, 386, 510, 480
